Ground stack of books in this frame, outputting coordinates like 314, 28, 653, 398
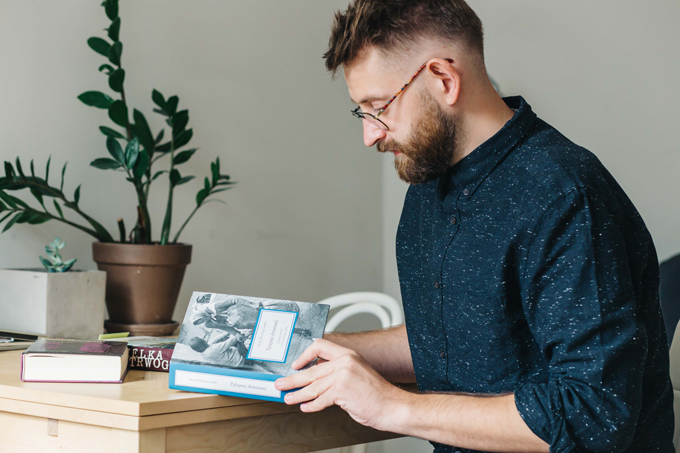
19, 292, 329, 402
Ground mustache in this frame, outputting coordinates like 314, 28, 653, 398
376, 140, 401, 154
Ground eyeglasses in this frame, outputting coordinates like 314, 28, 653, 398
351, 59, 449, 131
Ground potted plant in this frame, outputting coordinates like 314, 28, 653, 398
0, 0, 236, 335
0, 238, 107, 339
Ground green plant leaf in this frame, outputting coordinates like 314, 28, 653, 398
211, 161, 218, 186
98, 64, 114, 75
196, 188, 208, 205
108, 68, 125, 92
91, 158, 122, 170
87, 37, 111, 58
100, 126, 126, 139
106, 137, 125, 163
173, 129, 193, 149
176, 175, 195, 186
45, 156, 51, 184
154, 129, 165, 145
125, 137, 139, 169
170, 169, 181, 186
39, 256, 53, 270
62, 259, 77, 272
74, 185, 81, 206
104, 0, 119, 21
30, 160, 35, 177
172, 110, 189, 135
173, 149, 196, 165
15, 157, 26, 180
165, 96, 178, 116
25, 212, 50, 225
132, 110, 154, 152
108, 41, 123, 66
152, 170, 168, 181
215, 156, 220, 175
154, 141, 171, 152
53, 199, 64, 219
78, 91, 113, 109
0, 212, 13, 225
204, 177, 210, 192
0, 200, 5, 212
30, 188, 43, 206
0, 191, 29, 209
152, 89, 166, 110
210, 187, 234, 195
4, 162, 14, 180
108, 100, 128, 127
108, 17, 121, 41
60, 162, 67, 192
133, 150, 149, 179
3, 212, 24, 232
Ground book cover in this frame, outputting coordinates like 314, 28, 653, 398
124, 337, 176, 372
21, 338, 129, 383
169, 292, 330, 403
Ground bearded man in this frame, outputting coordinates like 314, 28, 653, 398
275, 1, 675, 452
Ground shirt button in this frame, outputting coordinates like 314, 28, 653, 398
463, 188, 470, 196
450, 216, 457, 225
439, 350, 446, 359
434, 281, 440, 289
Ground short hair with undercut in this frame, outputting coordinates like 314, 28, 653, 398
323, 0, 484, 76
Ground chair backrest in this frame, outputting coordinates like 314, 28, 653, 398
661, 254, 680, 345
319, 292, 403, 333
667, 319, 680, 449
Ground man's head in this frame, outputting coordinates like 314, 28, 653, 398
324, 0, 492, 184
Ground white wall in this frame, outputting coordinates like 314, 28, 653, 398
0, 1, 383, 321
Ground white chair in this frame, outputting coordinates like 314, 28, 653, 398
669, 319, 680, 451
318, 292, 403, 453
320, 291, 403, 333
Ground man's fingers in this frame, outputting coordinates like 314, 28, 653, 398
292, 338, 353, 370
299, 390, 335, 413
276, 359, 333, 391
283, 375, 333, 405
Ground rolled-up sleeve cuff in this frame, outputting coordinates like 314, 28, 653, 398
515, 384, 576, 453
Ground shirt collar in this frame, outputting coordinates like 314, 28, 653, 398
437, 96, 537, 199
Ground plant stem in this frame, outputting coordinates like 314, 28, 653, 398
172, 203, 200, 244
159, 131, 175, 245
8, 207, 106, 241
133, 182, 152, 243
9, 178, 115, 242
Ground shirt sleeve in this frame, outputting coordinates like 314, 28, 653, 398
514, 188, 650, 453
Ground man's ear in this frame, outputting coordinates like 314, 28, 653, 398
426, 58, 460, 106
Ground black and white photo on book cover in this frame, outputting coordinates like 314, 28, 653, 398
173, 292, 329, 376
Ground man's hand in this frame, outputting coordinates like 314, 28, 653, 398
274, 338, 406, 431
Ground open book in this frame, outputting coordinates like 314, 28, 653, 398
169, 292, 329, 402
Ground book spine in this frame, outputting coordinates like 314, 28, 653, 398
127, 346, 173, 372
169, 362, 289, 403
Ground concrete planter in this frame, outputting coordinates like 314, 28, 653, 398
0, 269, 106, 339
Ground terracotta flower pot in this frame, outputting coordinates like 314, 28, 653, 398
92, 242, 192, 335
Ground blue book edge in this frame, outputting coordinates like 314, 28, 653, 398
169, 361, 293, 403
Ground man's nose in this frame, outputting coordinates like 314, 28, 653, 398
363, 121, 387, 147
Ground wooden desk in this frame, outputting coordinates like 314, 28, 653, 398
0, 351, 400, 452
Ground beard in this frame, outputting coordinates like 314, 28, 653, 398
377, 90, 458, 185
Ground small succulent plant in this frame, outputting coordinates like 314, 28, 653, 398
40, 237, 77, 273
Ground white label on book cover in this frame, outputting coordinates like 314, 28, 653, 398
247, 309, 297, 362
174, 370, 281, 398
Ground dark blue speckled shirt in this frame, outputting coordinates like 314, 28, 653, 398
396, 96, 674, 453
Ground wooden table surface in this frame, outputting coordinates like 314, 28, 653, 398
0, 350, 400, 452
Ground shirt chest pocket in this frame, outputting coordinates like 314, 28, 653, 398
446, 296, 520, 387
